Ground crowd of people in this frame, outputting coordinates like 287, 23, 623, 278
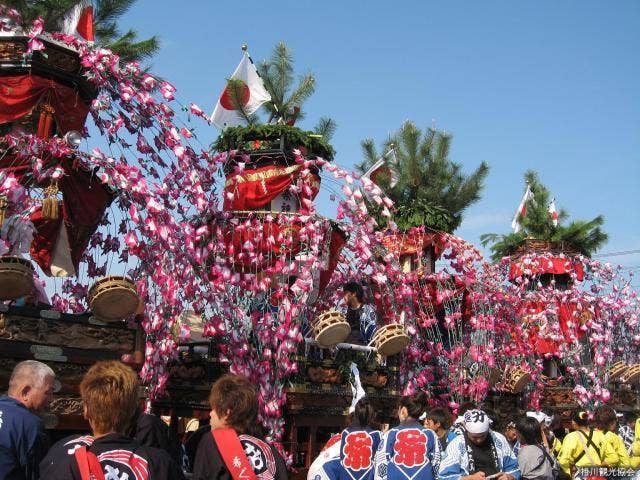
0, 360, 288, 480
308, 394, 640, 480
2, 359, 640, 480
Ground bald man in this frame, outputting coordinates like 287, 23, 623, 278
0, 360, 57, 480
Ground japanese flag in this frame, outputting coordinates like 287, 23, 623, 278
511, 184, 533, 233
548, 198, 558, 226
60, 0, 94, 42
211, 53, 272, 130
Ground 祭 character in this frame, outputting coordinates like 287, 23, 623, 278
307, 398, 382, 480
374, 392, 441, 480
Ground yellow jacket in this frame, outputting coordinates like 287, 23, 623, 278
604, 431, 630, 467
630, 418, 640, 467
557, 429, 618, 475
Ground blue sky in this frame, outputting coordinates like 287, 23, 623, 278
119, 0, 639, 270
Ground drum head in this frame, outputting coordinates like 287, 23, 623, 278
90, 280, 139, 321
0, 258, 34, 300
377, 334, 409, 356
315, 322, 350, 348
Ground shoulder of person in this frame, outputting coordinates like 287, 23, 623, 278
48, 434, 95, 454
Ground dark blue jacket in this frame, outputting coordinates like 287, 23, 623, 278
0, 396, 48, 480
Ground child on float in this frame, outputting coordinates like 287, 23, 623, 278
192, 373, 288, 479
439, 409, 520, 480
557, 410, 617, 478
374, 391, 441, 480
307, 397, 381, 480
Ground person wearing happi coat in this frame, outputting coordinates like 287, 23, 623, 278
374, 391, 441, 480
439, 409, 521, 480
307, 397, 381, 480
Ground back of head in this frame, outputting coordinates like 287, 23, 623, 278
427, 408, 452, 430
209, 374, 258, 436
458, 401, 477, 416
343, 281, 364, 303
399, 391, 427, 421
351, 398, 376, 429
594, 405, 617, 431
8, 360, 55, 395
80, 361, 139, 435
516, 416, 543, 445
572, 410, 591, 428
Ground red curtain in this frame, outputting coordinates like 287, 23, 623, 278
223, 164, 320, 211
318, 225, 347, 293
381, 231, 446, 259
0, 75, 90, 134
509, 256, 584, 282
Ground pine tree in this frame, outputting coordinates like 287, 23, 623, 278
5, 0, 159, 64
257, 41, 336, 139
480, 170, 608, 261
358, 121, 489, 232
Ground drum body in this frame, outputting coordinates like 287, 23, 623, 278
504, 367, 531, 394
608, 361, 627, 381
621, 364, 640, 384
0, 256, 34, 300
88, 276, 139, 321
313, 311, 350, 347
371, 323, 409, 356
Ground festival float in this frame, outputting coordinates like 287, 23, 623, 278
1, 7, 639, 478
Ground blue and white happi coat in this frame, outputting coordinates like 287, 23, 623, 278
438, 431, 521, 480
374, 420, 441, 480
308, 428, 382, 480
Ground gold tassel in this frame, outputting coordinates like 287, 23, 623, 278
0, 197, 7, 227
42, 183, 59, 220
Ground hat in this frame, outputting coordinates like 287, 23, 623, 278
526, 411, 547, 424
463, 409, 491, 434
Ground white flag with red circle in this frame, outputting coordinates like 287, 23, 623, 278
211, 53, 272, 130
60, 0, 94, 42
511, 184, 533, 233
548, 197, 558, 226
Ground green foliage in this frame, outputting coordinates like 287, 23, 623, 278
358, 121, 489, 232
212, 124, 335, 160
480, 170, 608, 261
313, 117, 337, 142
258, 42, 316, 125
5, 0, 159, 64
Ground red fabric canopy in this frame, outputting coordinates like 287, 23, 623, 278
0, 153, 113, 275
0, 75, 90, 134
318, 226, 347, 294
522, 299, 588, 355
223, 164, 320, 211
508, 255, 584, 282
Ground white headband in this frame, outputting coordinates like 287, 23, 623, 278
463, 410, 490, 434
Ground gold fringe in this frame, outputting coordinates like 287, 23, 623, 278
42, 183, 59, 220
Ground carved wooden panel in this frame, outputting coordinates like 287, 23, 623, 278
0, 314, 135, 351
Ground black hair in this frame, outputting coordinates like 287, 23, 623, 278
426, 408, 452, 430
351, 398, 376, 429
572, 410, 590, 427
594, 405, 617, 431
458, 402, 477, 416
516, 416, 543, 445
399, 391, 427, 420
343, 281, 364, 303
